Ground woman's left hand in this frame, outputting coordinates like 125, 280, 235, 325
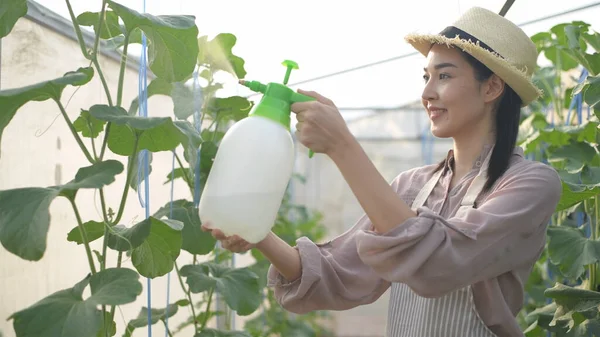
291, 89, 354, 157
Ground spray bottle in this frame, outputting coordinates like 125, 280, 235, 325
198, 60, 314, 244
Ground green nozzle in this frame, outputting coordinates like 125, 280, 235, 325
281, 60, 299, 85
240, 80, 267, 93
239, 60, 316, 159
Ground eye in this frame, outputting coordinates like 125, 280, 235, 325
422, 74, 430, 82
439, 73, 451, 80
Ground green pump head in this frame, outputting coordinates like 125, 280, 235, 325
239, 60, 316, 157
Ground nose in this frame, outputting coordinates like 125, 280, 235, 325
421, 78, 438, 103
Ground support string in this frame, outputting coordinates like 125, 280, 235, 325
135, 0, 152, 336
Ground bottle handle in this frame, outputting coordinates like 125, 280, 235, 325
290, 92, 317, 159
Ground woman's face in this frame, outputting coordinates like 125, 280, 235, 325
421, 44, 500, 139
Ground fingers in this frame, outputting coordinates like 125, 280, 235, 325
291, 89, 334, 116
297, 88, 335, 106
203, 225, 253, 253
222, 235, 252, 253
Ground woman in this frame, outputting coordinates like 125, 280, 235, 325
202, 6, 562, 337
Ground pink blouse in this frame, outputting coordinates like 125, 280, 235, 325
267, 145, 562, 337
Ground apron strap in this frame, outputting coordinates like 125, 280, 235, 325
460, 147, 494, 209
411, 168, 444, 212
410, 146, 495, 212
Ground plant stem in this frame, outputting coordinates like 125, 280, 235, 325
199, 287, 214, 331
162, 320, 174, 337
174, 152, 194, 195
175, 262, 199, 334
99, 188, 110, 271
113, 135, 140, 225
594, 195, 600, 291
116, 33, 131, 107
596, 195, 600, 241
88, 0, 114, 107
108, 251, 123, 329
93, 58, 114, 107
99, 123, 111, 160
56, 100, 95, 163
69, 198, 97, 275
65, 0, 90, 60
91, 0, 107, 61
585, 199, 597, 291
87, 120, 99, 160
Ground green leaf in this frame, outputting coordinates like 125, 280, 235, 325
0, 159, 122, 260
96, 312, 116, 337
544, 46, 579, 72
9, 276, 101, 337
195, 329, 252, 337
106, 217, 152, 252
123, 304, 180, 337
73, 109, 106, 138
197, 140, 218, 192
107, 0, 199, 82
518, 112, 549, 143
198, 33, 247, 79
545, 283, 600, 329
583, 31, 600, 52
62, 160, 124, 191
89, 104, 181, 156
131, 217, 183, 278
581, 166, 600, 185
76, 10, 123, 39
547, 142, 598, 173
89, 104, 171, 130
0, 187, 59, 261
531, 32, 552, 53
173, 120, 202, 150
163, 167, 192, 188
88, 268, 143, 305
557, 181, 600, 211
583, 75, 600, 108
128, 77, 173, 115
520, 129, 571, 154
89, 105, 201, 156
559, 121, 599, 144
67, 220, 106, 245
104, 28, 143, 50
171, 82, 196, 120
154, 199, 216, 255
9, 270, 142, 337
180, 262, 261, 315
525, 303, 572, 335
205, 96, 253, 123
0, 0, 28, 38
129, 151, 153, 192
0, 67, 94, 157
547, 226, 600, 278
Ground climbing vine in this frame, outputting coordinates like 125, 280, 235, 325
0, 0, 332, 336
518, 20, 600, 336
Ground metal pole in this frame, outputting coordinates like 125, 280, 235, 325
499, 0, 516, 16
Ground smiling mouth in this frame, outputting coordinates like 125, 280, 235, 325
429, 109, 447, 119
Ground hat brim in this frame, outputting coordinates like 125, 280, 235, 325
405, 33, 543, 107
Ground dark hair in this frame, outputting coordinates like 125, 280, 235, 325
433, 49, 523, 192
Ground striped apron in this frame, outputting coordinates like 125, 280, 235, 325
386, 149, 498, 337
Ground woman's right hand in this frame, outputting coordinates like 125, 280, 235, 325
201, 223, 256, 253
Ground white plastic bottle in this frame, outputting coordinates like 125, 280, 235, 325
198, 63, 314, 243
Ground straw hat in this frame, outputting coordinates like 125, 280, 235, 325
405, 6, 542, 106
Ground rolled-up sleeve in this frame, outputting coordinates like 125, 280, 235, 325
267, 218, 391, 314
355, 162, 562, 298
